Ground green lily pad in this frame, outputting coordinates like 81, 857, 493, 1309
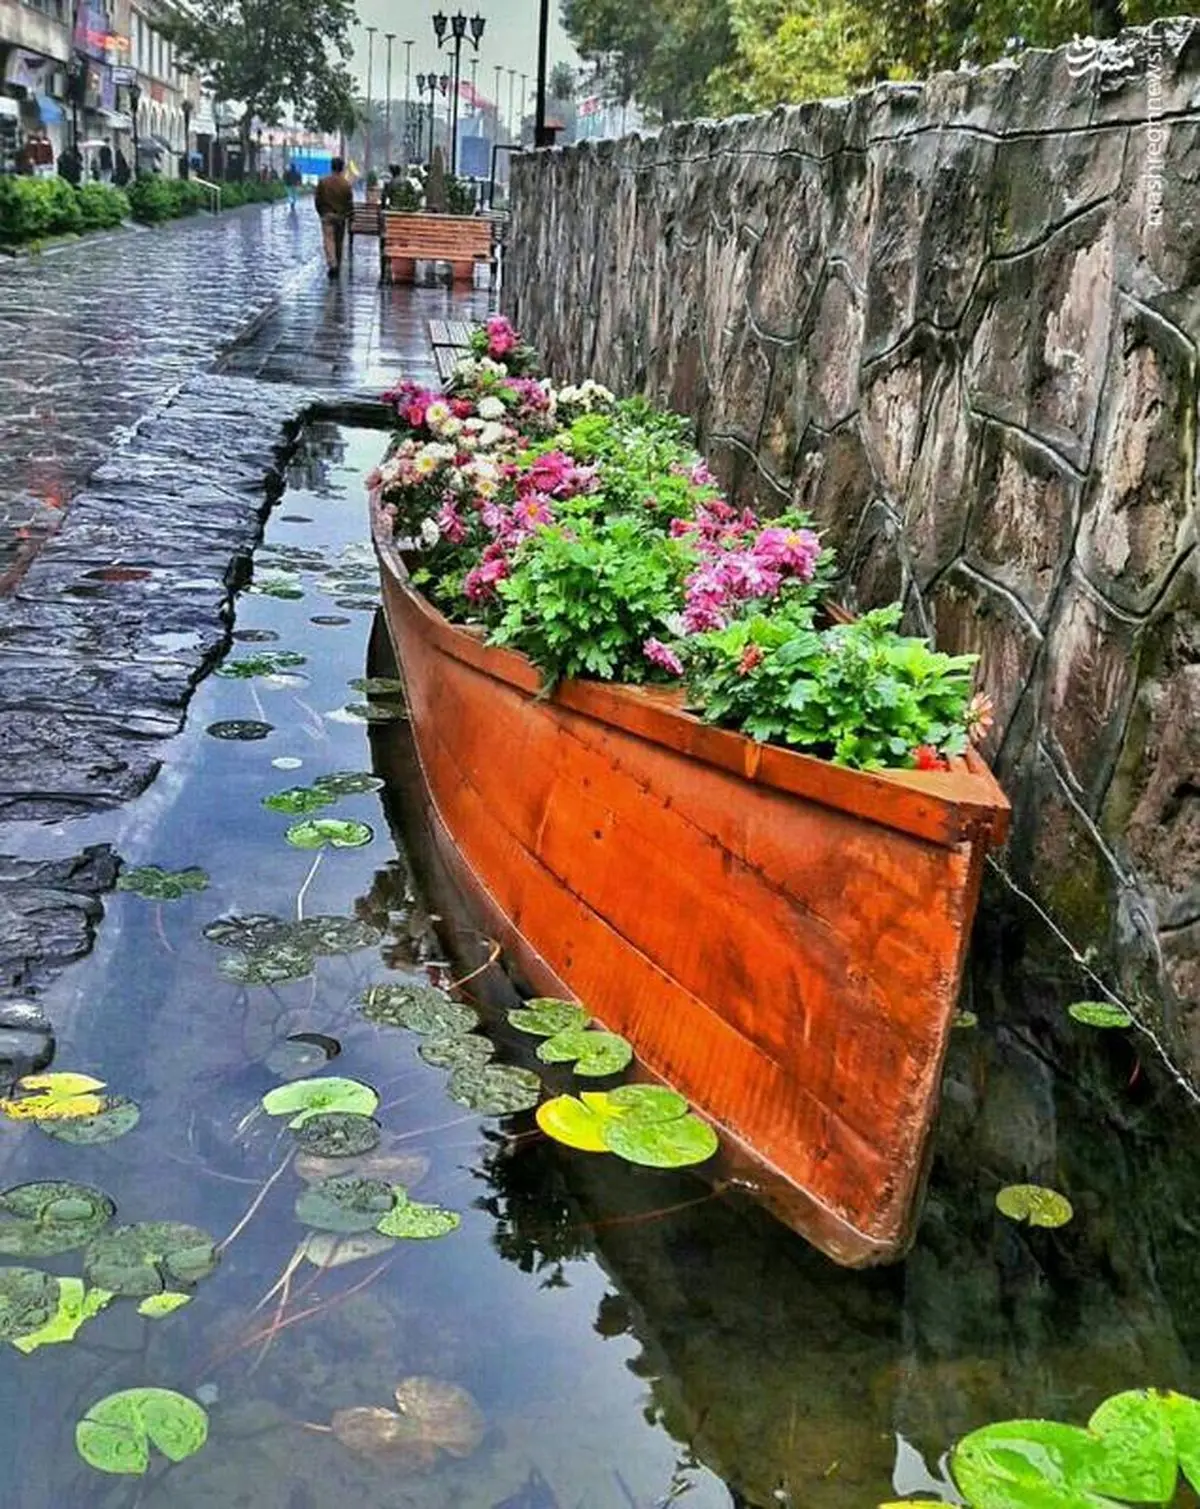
349, 677, 406, 696
1067, 1001, 1133, 1029
537, 1028, 633, 1077
508, 999, 589, 1037
339, 702, 407, 723
203, 913, 281, 948
206, 914, 380, 960
206, 720, 274, 741
261, 1076, 379, 1128
360, 983, 478, 1036
603, 1084, 689, 1125
1084, 1390, 1178, 1503
312, 771, 386, 797
332, 597, 379, 612
290, 916, 383, 956
602, 1112, 718, 1168
216, 651, 307, 679
954, 1011, 979, 1029
233, 628, 280, 643
312, 615, 352, 627
83, 1221, 219, 1297
272, 756, 305, 770
76, 1387, 209, 1475
117, 866, 209, 900
0, 1181, 116, 1257
286, 818, 374, 850
536, 1094, 610, 1152
1164, 1391, 1200, 1495
137, 1291, 192, 1319
952, 1418, 1119, 1509
292, 1112, 382, 1158
220, 943, 314, 986
295, 1176, 398, 1234
263, 786, 337, 816
0, 1265, 60, 1340
11, 1278, 113, 1352
302, 1231, 395, 1268
418, 1034, 496, 1071
39, 1095, 141, 1145
995, 1184, 1074, 1229
250, 571, 304, 600
448, 1063, 542, 1116
376, 1199, 460, 1240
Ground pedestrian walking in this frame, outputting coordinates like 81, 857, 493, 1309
314, 156, 352, 279
284, 161, 301, 212
98, 141, 113, 185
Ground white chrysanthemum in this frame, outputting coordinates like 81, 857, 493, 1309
477, 396, 506, 421
419, 518, 441, 547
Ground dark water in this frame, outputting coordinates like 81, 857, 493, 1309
1, 422, 1198, 1509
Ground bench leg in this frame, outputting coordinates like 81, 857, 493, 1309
450, 260, 474, 286
389, 256, 417, 284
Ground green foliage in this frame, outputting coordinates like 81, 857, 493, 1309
686, 604, 977, 769
0, 177, 128, 246
444, 175, 478, 215
261, 1076, 379, 1129
75, 183, 130, 231
76, 1388, 209, 1475
83, 1221, 219, 1296
710, 0, 888, 112
492, 514, 692, 687
536, 1028, 634, 1077
117, 865, 209, 900
994, 1184, 1074, 1229
536, 1085, 717, 1166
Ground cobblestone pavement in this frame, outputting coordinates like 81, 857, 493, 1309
0, 203, 322, 575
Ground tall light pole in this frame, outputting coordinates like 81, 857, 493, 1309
493, 64, 503, 137
431, 11, 484, 180
535, 0, 552, 146
520, 72, 528, 139
507, 68, 516, 142
383, 33, 395, 168
364, 25, 378, 176
403, 40, 414, 166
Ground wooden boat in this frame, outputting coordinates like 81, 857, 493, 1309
371, 504, 1011, 1266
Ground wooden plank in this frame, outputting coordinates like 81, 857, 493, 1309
434, 346, 461, 383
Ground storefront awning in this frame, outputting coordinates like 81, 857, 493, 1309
35, 95, 65, 124
97, 108, 131, 130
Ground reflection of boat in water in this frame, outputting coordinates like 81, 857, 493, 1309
369, 512, 1010, 1266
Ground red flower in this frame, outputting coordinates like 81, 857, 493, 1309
737, 644, 764, 676
450, 398, 474, 419
913, 745, 947, 771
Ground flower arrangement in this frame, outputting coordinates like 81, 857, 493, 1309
370, 317, 992, 771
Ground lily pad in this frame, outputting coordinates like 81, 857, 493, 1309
952, 1418, 1118, 1509
954, 1011, 979, 1029
76, 1387, 209, 1476
1084, 1390, 1178, 1503
995, 1184, 1074, 1229
376, 1200, 460, 1240
393, 1376, 485, 1459
0, 1265, 60, 1340
264, 1033, 341, 1080
117, 866, 209, 900
216, 651, 307, 679
272, 756, 305, 771
331, 1406, 433, 1464
292, 1113, 382, 1158
603, 1084, 689, 1125
203, 913, 282, 949
290, 916, 383, 956
1067, 1001, 1133, 1029
537, 1028, 633, 1077
303, 1231, 395, 1269
83, 1221, 219, 1297
250, 571, 304, 600
448, 1063, 542, 1116
360, 983, 478, 1036
39, 1095, 141, 1145
295, 1176, 398, 1234
233, 628, 280, 644
602, 1112, 718, 1169
418, 1034, 496, 1071
286, 818, 374, 850
313, 771, 386, 797
295, 1149, 430, 1188
12, 1278, 113, 1352
220, 943, 314, 986
262, 1076, 379, 1129
1, 1071, 107, 1122
206, 719, 274, 741
311, 615, 352, 627
508, 999, 589, 1037
137, 1292, 191, 1319
349, 677, 406, 696
536, 1094, 610, 1153
263, 786, 337, 816
0, 1181, 116, 1257
338, 702, 407, 724
333, 597, 379, 612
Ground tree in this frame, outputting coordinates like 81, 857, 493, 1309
560, 0, 735, 121
549, 61, 577, 100
167, 0, 358, 162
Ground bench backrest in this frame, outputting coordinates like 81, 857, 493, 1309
382, 211, 490, 254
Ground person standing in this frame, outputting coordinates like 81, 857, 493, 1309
314, 156, 352, 279
98, 140, 113, 184
284, 160, 301, 211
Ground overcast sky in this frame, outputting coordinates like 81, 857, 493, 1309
349, 0, 578, 108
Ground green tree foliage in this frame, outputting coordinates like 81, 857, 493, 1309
166, 0, 358, 151
560, 0, 735, 120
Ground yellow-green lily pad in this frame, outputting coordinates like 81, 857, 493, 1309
995, 1184, 1074, 1229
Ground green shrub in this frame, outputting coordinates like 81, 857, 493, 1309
76, 183, 129, 231
0, 176, 122, 244
127, 176, 176, 223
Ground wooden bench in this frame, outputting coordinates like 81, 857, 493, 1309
348, 202, 381, 259
381, 211, 491, 286
429, 319, 475, 383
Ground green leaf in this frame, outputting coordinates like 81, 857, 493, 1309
337, 702, 407, 724
1067, 1001, 1133, 1029
508, 999, 590, 1037
995, 1185, 1074, 1229
537, 1028, 634, 1077
1164, 1391, 1200, 1495
39, 1095, 141, 1145
447, 1063, 542, 1115
0, 1181, 116, 1257
0, 1265, 60, 1340
295, 1176, 398, 1234
216, 650, 307, 679
12, 1278, 113, 1352
137, 1291, 192, 1319
262, 785, 337, 816
348, 676, 406, 696
286, 818, 374, 850
76, 1388, 209, 1475
536, 1094, 610, 1152
117, 866, 209, 900
376, 1200, 461, 1239
1083, 1391, 1177, 1503
261, 1076, 379, 1129
83, 1222, 219, 1297
602, 1112, 719, 1168
206, 719, 274, 741
951, 1419, 1123, 1509
360, 983, 478, 1036
312, 771, 386, 797
291, 1112, 382, 1158
418, 1034, 495, 1070
603, 1084, 689, 1125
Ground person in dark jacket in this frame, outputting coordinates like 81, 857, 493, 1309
314, 157, 352, 277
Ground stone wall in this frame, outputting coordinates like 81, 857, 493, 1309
506, 24, 1200, 1058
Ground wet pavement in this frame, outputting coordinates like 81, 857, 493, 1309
0, 210, 489, 996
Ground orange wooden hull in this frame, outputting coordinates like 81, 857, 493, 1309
371, 509, 1010, 1265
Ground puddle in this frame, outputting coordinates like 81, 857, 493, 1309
1, 422, 1198, 1508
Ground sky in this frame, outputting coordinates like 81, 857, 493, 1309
348, 0, 578, 111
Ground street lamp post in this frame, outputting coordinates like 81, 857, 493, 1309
403, 40, 414, 166
364, 25, 377, 177
534, 0, 553, 146
507, 69, 516, 143
520, 72, 527, 138
493, 64, 503, 137
384, 33, 395, 168
414, 74, 427, 163
128, 81, 141, 179
431, 11, 484, 179
181, 98, 192, 177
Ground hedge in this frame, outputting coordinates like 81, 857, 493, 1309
0, 176, 128, 246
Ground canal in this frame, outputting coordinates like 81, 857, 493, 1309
0, 419, 1197, 1509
